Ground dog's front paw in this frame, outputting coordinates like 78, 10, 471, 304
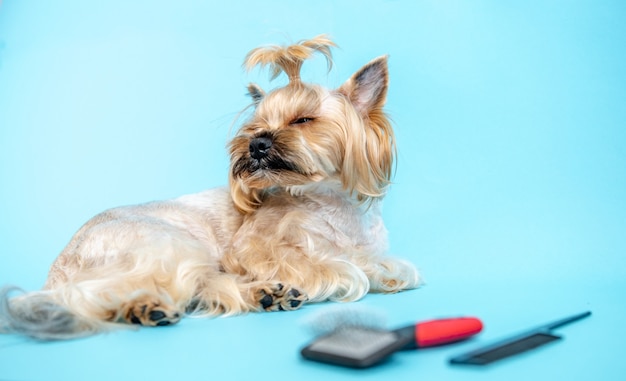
257, 283, 308, 312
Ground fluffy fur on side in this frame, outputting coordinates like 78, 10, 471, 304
0, 35, 421, 340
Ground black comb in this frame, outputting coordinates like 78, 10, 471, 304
449, 311, 591, 365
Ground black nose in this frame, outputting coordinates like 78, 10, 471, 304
249, 136, 273, 160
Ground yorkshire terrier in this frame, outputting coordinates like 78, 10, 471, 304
0, 35, 420, 340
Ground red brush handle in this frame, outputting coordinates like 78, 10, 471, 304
415, 317, 483, 347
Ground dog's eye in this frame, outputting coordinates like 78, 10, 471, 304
290, 117, 314, 125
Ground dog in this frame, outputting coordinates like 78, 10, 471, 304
0, 35, 420, 340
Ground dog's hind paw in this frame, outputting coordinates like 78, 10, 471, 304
120, 296, 182, 327
257, 283, 308, 312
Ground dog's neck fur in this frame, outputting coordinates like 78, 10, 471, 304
262, 180, 387, 254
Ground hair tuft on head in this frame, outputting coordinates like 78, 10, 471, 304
244, 35, 336, 84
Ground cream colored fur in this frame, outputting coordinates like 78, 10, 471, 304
0, 36, 420, 340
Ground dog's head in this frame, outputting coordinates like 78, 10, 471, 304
229, 35, 395, 213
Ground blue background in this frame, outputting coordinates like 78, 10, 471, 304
1, 1, 624, 380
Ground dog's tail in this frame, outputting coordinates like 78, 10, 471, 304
0, 286, 115, 340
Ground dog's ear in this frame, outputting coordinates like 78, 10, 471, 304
247, 83, 265, 106
338, 55, 388, 116
338, 55, 395, 202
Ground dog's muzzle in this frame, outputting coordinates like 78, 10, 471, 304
232, 135, 294, 176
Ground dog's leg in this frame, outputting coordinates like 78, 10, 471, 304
45, 276, 187, 328
222, 245, 370, 305
42, 211, 238, 329
362, 257, 422, 293
186, 273, 307, 314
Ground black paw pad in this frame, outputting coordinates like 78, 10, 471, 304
149, 310, 167, 321
260, 294, 273, 309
